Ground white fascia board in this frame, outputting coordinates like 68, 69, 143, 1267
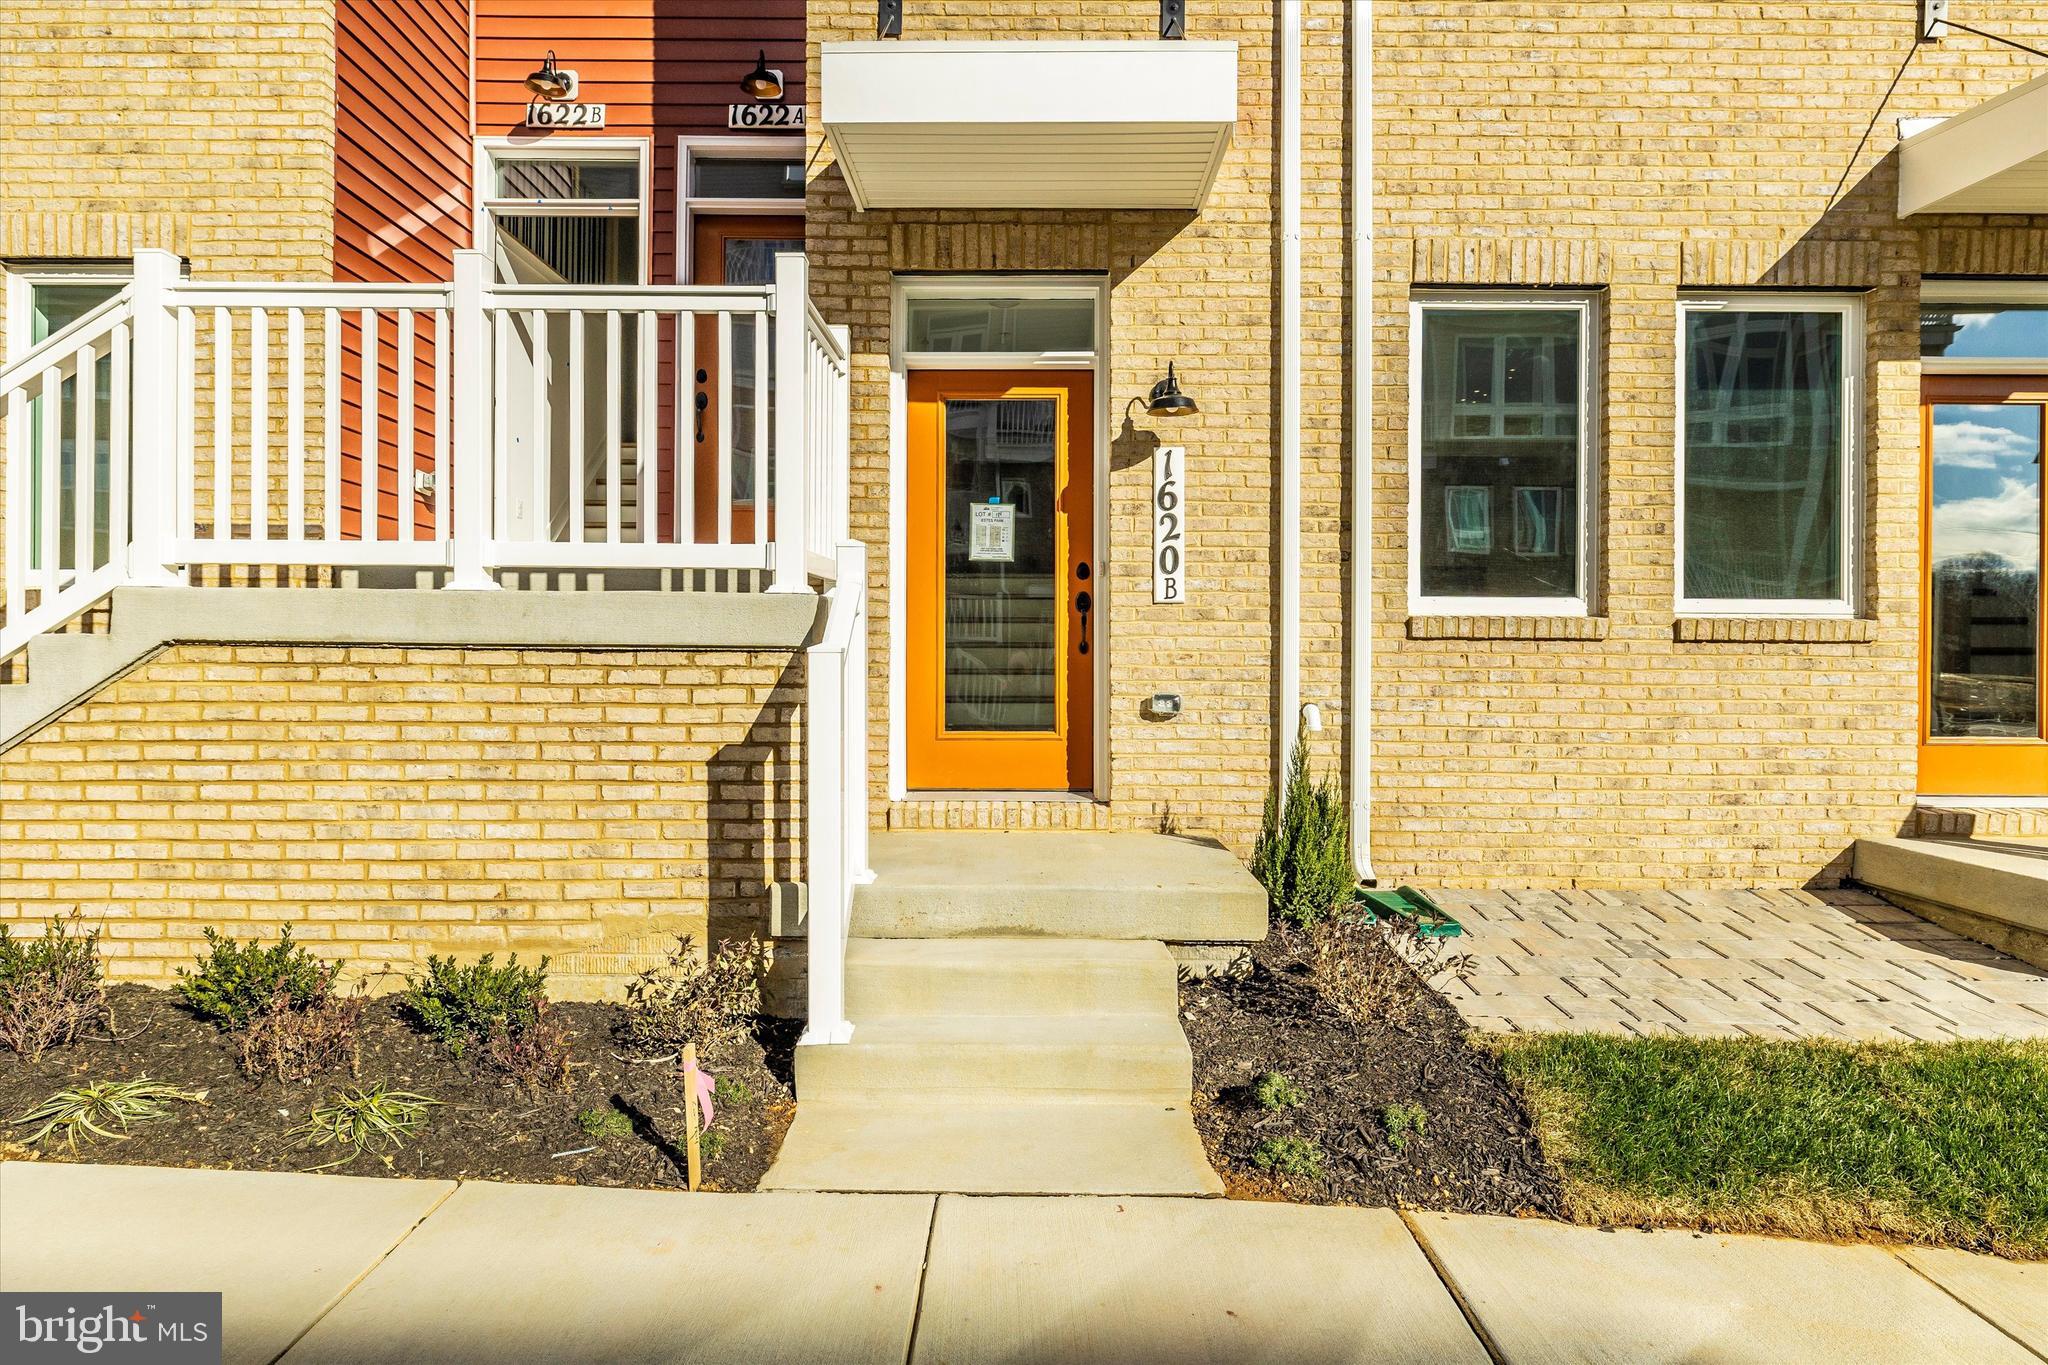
1899, 74, 2048, 216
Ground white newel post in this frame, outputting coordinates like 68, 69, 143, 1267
447, 250, 497, 589
124, 249, 183, 585
769, 251, 808, 593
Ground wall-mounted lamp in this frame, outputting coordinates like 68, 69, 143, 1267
740, 50, 784, 100
524, 51, 574, 100
1145, 363, 1199, 418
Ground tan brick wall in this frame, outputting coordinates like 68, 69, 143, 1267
0, 645, 804, 997
807, 0, 1353, 855
1370, 3, 2048, 886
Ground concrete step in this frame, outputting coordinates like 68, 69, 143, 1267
792, 1012, 1193, 1104
1, 628, 159, 750
853, 831, 1267, 941
844, 938, 1178, 1019
761, 1099, 1222, 1195
1854, 835, 2048, 970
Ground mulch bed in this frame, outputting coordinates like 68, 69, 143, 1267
0, 985, 796, 1191
1180, 923, 1565, 1217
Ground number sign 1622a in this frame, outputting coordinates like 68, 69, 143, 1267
1154, 446, 1186, 603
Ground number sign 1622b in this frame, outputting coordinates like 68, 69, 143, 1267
1153, 446, 1186, 603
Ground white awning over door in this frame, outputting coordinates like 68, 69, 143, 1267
1899, 74, 2048, 216
820, 41, 1238, 211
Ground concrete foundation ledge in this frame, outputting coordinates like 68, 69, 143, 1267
1853, 836, 2048, 971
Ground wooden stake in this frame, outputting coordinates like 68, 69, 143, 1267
682, 1042, 702, 1192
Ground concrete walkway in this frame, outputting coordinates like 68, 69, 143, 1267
4, 1162, 2043, 1364
1430, 888, 2048, 1041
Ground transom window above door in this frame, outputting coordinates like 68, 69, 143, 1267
479, 141, 649, 286
1409, 292, 1596, 615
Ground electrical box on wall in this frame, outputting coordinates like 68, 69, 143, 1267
1920, 0, 1949, 40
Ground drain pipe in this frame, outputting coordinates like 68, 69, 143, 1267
1349, 0, 1377, 883
1277, 0, 1303, 789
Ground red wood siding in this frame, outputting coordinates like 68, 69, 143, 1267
333, 0, 472, 540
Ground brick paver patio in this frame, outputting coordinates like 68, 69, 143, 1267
1426, 888, 2048, 1042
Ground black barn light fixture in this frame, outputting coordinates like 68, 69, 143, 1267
1145, 363, 1198, 418
740, 50, 784, 101
523, 51, 572, 100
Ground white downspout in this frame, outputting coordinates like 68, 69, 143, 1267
1278, 0, 1303, 786
1349, 0, 1377, 882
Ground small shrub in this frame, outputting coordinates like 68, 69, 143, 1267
240, 984, 367, 1084
290, 1086, 437, 1160
12, 1078, 207, 1150
1250, 735, 1352, 927
1250, 1136, 1324, 1181
578, 1105, 635, 1141
1252, 1071, 1304, 1111
1381, 1102, 1428, 1152
712, 1075, 753, 1107
699, 1129, 728, 1161
623, 935, 767, 1055
177, 927, 330, 1029
401, 953, 550, 1060
480, 997, 573, 1093
0, 914, 111, 1062
1305, 913, 1472, 1035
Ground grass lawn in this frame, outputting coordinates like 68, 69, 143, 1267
1493, 1034, 2048, 1259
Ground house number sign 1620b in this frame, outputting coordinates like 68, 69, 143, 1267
1153, 446, 1186, 603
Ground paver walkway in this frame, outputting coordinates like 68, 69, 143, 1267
1427, 887, 2048, 1041
4, 1162, 2043, 1364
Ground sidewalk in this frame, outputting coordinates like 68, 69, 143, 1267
3, 1161, 2043, 1364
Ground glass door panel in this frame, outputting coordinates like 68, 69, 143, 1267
942, 397, 1059, 733
27, 280, 124, 572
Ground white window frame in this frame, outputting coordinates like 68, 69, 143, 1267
1675, 292, 1863, 619
676, 135, 805, 282
473, 136, 653, 285
886, 274, 1111, 800
1921, 279, 2048, 376
1407, 290, 1598, 618
4, 260, 132, 362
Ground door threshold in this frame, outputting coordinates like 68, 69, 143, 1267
1915, 795, 2048, 809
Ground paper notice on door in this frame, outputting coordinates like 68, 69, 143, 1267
969, 503, 1016, 562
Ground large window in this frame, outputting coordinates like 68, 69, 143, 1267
1410, 294, 1594, 613
1678, 296, 1859, 614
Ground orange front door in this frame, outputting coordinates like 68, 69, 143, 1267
690, 215, 803, 544
907, 371, 1095, 792
1919, 374, 2048, 796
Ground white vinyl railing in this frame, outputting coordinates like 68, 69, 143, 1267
1, 248, 852, 654
800, 538, 872, 1047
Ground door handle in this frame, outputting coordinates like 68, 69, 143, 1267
694, 369, 709, 444
1075, 589, 1092, 656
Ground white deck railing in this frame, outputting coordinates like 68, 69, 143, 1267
0, 247, 850, 654
801, 538, 873, 1047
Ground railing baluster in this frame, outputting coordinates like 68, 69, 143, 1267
716, 310, 733, 546
637, 311, 655, 544
5, 389, 25, 627
432, 309, 450, 542
361, 308, 380, 543
753, 305, 770, 550
211, 308, 230, 543
176, 307, 197, 548
567, 308, 584, 546
109, 321, 130, 573
604, 310, 621, 545
530, 309, 549, 544
38, 366, 61, 589
74, 343, 96, 573
322, 308, 340, 541
397, 308, 416, 544
493, 308, 510, 541
249, 307, 268, 542
286, 308, 305, 541
673, 310, 692, 545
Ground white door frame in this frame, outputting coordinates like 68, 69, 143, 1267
887, 275, 1112, 800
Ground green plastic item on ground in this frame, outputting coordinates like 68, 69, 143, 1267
1358, 886, 1463, 938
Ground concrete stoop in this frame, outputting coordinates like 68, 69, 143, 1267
765, 837, 1266, 1196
